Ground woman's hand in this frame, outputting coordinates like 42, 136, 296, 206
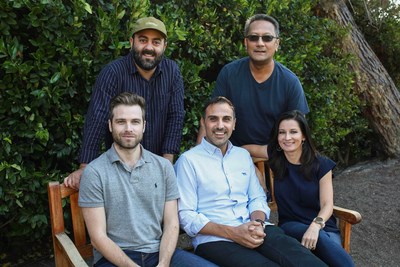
301, 223, 320, 250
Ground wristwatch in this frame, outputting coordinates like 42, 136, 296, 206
254, 219, 266, 228
312, 217, 325, 229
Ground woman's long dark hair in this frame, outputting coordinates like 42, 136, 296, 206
268, 110, 319, 181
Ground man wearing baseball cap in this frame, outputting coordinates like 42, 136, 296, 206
65, 17, 184, 188
132, 16, 167, 38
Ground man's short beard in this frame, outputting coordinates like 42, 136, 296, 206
114, 138, 141, 150
132, 48, 163, 71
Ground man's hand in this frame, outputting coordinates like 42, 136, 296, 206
64, 164, 87, 189
248, 223, 265, 239
229, 221, 266, 249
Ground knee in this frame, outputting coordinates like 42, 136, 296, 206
317, 231, 341, 249
279, 222, 308, 241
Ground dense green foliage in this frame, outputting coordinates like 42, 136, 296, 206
0, 0, 148, 257
0, 0, 378, 258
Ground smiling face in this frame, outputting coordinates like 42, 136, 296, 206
109, 104, 145, 151
203, 102, 236, 155
130, 29, 167, 71
278, 119, 305, 156
244, 20, 280, 65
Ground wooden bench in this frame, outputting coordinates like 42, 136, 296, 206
48, 161, 361, 266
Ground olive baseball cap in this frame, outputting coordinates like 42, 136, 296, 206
132, 17, 167, 38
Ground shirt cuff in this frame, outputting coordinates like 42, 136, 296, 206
248, 202, 270, 220
182, 213, 211, 237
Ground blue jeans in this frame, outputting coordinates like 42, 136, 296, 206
281, 221, 355, 267
94, 248, 218, 267
171, 248, 219, 267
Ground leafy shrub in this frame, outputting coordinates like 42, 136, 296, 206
0, 0, 146, 251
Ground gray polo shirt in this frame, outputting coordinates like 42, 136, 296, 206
78, 145, 179, 264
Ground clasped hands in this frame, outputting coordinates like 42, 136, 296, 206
230, 221, 266, 249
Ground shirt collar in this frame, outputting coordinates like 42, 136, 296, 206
106, 144, 152, 166
200, 137, 233, 156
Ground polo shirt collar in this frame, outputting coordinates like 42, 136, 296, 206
107, 144, 152, 166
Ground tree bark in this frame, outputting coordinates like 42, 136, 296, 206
319, 0, 400, 157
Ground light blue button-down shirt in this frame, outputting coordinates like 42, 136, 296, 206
175, 138, 270, 249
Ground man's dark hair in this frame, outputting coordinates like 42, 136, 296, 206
109, 92, 146, 121
244, 14, 280, 37
203, 96, 236, 119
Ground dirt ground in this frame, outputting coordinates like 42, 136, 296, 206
332, 157, 400, 267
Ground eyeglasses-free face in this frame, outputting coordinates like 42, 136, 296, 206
246, 35, 279, 43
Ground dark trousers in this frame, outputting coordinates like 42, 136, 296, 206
195, 225, 328, 267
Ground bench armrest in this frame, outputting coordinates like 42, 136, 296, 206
333, 205, 362, 252
55, 233, 89, 267
333, 205, 362, 225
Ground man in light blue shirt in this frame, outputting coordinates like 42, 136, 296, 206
175, 96, 327, 266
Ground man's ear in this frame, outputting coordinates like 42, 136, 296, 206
200, 117, 205, 127
275, 39, 280, 52
108, 119, 112, 132
162, 39, 168, 53
143, 120, 146, 133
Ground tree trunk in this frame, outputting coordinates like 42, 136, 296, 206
319, 0, 400, 157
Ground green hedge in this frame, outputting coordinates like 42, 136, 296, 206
0, 0, 371, 254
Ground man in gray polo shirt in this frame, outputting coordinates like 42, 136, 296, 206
78, 92, 216, 267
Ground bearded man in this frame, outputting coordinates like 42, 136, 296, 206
79, 92, 216, 267
65, 17, 184, 189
